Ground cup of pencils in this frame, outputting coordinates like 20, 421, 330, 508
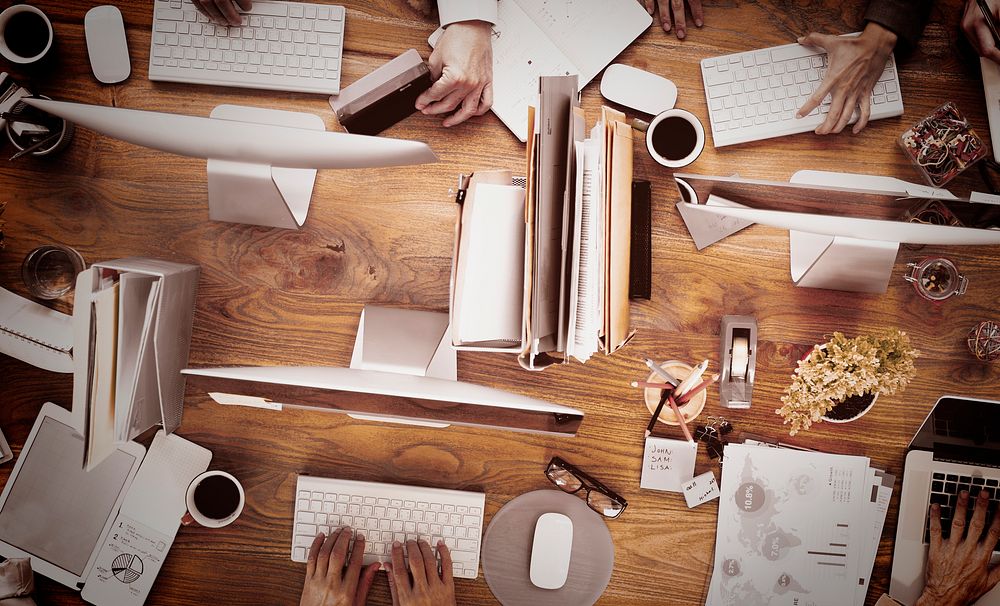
641, 360, 712, 427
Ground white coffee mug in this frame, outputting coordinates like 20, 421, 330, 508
0, 5, 54, 65
182, 470, 245, 528
643, 108, 705, 169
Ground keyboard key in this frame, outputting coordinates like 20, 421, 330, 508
314, 20, 342, 34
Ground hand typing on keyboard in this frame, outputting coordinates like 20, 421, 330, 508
637, 0, 704, 40
916, 490, 1000, 606
416, 21, 494, 128
300, 528, 381, 606
384, 539, 457, 606
193, 0, 249, 26
795, 22, 898, 135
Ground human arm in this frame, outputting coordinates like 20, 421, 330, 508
383, 540, 457, 606
300, 528, 381, 606
963, 0, 1000, 64
191, 0, 249, 26
914, 490, 1000, 606
637, 0, 703, 40
415, 0, 496, 128
797, 0, 931, 135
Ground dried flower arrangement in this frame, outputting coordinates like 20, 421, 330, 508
777, 329, 919, 436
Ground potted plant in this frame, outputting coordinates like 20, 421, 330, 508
776, 329, 919, 436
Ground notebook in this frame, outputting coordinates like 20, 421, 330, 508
428, 0, 652, 142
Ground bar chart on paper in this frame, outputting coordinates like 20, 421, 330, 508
706, 444, 874, 606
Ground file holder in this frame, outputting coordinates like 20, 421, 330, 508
207, 105, 323, 230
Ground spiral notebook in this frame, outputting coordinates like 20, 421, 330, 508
0, 286, 73, 373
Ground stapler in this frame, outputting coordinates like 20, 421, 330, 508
719, 315, 757, 409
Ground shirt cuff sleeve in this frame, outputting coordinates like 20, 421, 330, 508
437, 0, 498, 27
863, 0, 931, 53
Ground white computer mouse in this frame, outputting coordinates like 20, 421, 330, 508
600, 63, 677, 116
85, 5, 131, 84
529, 512, 573, 590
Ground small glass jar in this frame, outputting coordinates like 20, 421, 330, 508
21, 244, 85, 299
903, 257, 967, 301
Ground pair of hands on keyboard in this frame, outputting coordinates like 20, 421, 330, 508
193, 0, 493, 128
916, 490, 1000, 606
299, 528, 456, 606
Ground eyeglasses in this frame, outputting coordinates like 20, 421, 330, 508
544, 456, 627, 519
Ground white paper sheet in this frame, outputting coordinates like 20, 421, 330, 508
639, 437, 697, 493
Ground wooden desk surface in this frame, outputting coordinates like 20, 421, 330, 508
2, 1, 998, 604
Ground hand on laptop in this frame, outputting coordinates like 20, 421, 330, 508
416, 21, 494, 128
638, 0, 704, 40
300, 529, 381, 606
796, 22, 897, 135
963, 0, 1000, 64
916, 490, 1000, 606
384, 539, 457, 606
192, 0, 249, 27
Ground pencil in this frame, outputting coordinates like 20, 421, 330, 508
676, 373, 720, 404
674, 359, 709, 399
631, 380, 674, 389
645, 389, 670, 437
644, 358, 680, 386
666, 393, 695, 443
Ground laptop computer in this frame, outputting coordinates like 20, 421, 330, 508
889, 396, 1000, 605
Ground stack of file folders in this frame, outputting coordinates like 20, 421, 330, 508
71, 257, 199, 470
707, 442, 894, 606
449, 75, 635, 370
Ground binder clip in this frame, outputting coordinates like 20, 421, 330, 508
719, 315, 757, 409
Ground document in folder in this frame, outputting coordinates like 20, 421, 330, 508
604, 110, 635, 354
452, 182, 526, 346
532, 75, 578, 356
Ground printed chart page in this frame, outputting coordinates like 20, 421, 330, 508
707, 444, 871, 606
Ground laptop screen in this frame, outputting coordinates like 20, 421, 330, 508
910, 396, 1000, 468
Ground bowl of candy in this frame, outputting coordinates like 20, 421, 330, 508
898, 102, 988, 187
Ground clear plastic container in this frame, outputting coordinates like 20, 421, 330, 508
898, 102, 987, 187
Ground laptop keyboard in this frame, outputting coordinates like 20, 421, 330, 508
924, 472, 1000, 543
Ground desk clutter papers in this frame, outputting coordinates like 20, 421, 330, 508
449, 78, 636, 368
82, 431, 211, 606
427, 0, 651, 142
706, 443, 894, 606
71, 258, 199, 470
640, 437, 697, 493
0, 286, 74, 373
450, 172, 526, 348
683, 471, 721, 508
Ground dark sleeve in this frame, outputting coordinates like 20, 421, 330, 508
863, 0, 934, 53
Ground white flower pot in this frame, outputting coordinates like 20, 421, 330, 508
822, 392, 879, 424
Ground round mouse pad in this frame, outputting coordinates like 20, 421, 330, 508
481, 489, 615, 606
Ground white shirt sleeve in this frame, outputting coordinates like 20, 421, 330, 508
436, 0, 498, 27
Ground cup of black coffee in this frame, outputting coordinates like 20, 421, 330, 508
182, 471, 245, 528
0, 5, 54, 66
643, 108, 705, 169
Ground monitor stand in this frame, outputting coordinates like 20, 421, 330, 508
789, 231, 899, 293
347, 305, 455, 428
206, 105, 322, 229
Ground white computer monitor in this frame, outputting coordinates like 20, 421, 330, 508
674, 171, 1000, 293
21, 98, 437, 229
182, 306, 585, 436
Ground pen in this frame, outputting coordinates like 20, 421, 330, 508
676, 373, 720, 405
9, 132, 60, 161
978, 0, 1000, 48
674, 359, 709, 399
631, 380, 674, 389
645, 389, 670, 437
667, 393, 695, 443
644, 358, 680, 386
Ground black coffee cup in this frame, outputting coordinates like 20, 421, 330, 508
182, 471, 245, 528
641, 109, 705, 169
0, 5, 54, 66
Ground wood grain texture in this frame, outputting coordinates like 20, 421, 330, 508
1, 0, 998, 605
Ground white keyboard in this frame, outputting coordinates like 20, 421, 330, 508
291, 475, 486, 580
701, 39, 904, 147
149, 0, 345, 95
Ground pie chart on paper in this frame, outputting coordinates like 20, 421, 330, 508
111, 553, 144, 584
